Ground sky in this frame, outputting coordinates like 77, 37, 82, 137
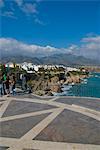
0, 0, 100, 60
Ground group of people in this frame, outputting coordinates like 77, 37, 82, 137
0, 73, 16, 97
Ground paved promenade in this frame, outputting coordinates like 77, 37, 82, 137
0, 94, 100, 150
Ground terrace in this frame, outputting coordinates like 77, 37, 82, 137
0, 94, 100, 150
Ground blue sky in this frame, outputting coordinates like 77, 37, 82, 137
0, 0, 100, 47
0, 0, 100, 60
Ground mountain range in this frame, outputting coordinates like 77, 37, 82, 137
1, 53, 100, 66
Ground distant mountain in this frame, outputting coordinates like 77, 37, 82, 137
0, 55, 42, 64
41, 54, 100, 66
0, 53, 100, 66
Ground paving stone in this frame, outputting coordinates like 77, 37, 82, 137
35, 109, 100, 145
0, 113, 50, 138
56, 97, 100, 111
15, 94, 52, 100
2, 100, 57, 117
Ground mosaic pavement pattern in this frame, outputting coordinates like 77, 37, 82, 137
0, 95, 100, 150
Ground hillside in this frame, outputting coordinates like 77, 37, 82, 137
1, 53, 100, 66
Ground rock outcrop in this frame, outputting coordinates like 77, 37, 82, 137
27, 71, 89, 96
50, 84, 62, 93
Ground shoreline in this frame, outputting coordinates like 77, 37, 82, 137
38, 72, 100, 98
29, 71, 90, 97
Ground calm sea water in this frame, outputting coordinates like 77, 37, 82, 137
66, 72, 100, 98
54, 72, 100, 98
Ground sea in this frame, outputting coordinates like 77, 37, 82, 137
53, 72, 100, 98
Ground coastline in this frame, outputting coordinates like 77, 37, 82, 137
59, 72, 100, 98
31, 71, 89, 97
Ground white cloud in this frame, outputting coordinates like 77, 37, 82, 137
71, 35, 100, 60
1, 11, 17, 19
34, 17, 45, 25
0, 35, 100, 60
82, 36, 100, 43
0, 0, 44, 25
0, 38, 61, 57
21, 3, 38, 15
14, 1, 38, 15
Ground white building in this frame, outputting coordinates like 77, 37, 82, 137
5, 62, 14, 68
66, 67, 80, 72
33, 65, 39, 72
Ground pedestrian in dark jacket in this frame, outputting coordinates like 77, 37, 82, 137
5, 75, 10, 96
